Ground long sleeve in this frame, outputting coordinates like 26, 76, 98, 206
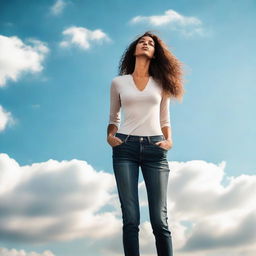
160, 93, 171, 128
108, 79, 121, 128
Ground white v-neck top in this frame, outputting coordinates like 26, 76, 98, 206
108, 74, 171, 136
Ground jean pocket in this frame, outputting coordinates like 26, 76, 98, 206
150, 138, 168, 151
112, 141, 124, 148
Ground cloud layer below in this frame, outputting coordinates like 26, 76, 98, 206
0, 153, 255, 256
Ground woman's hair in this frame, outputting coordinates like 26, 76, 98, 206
118, 31, 186, 102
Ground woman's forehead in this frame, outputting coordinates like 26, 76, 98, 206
141, 36, 153, 40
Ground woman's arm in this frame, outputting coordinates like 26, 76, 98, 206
161, 126, 172, 143
107, 124, 118, 137
159, 93, 173, 149
108, 79, 121, 132
107, 79, 123, 145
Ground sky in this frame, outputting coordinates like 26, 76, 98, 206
0, 0, 255, 256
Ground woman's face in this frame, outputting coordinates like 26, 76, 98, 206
134, 36, 155, 59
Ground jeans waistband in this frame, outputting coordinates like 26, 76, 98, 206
115, 133, 165, 143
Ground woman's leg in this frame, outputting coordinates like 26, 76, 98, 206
141, 140, 173, 256
113, 159, 140, 256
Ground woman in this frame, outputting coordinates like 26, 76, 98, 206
107, 31, 185, 256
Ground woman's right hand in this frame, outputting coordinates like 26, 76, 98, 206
107, 134, 124, 147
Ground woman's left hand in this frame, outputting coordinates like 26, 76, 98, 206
155, 139, 173, 150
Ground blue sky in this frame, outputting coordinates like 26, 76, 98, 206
0, 0, 255, 256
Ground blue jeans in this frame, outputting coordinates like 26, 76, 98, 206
112, 133, 173, 256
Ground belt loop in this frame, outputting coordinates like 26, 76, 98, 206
147, 136, 151, 144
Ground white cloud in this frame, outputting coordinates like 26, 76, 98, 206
0, 247, 55, 256
0, 35, 49, 87
0, 153, 120, 244
0, 105, 16, 132
0, 154, 255, 256
130, 9, 207, 37
166, 160, 256, 255
50, 0, 67, 16
59, 26, 111, 50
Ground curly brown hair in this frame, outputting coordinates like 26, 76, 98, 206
118, 31, 186, 102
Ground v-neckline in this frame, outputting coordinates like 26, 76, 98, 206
129, 74, 152, 92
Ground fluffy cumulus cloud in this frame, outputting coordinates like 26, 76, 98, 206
0, 105, 15, 132
0, 154, 255, 256
59, 26, 111, 50
130, 9, 207, 37
0, 153, 120, 244
50, 0, 68, 16
0, 247, 55, 256
0, 35, 49, 87
167, 160, 256, 256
